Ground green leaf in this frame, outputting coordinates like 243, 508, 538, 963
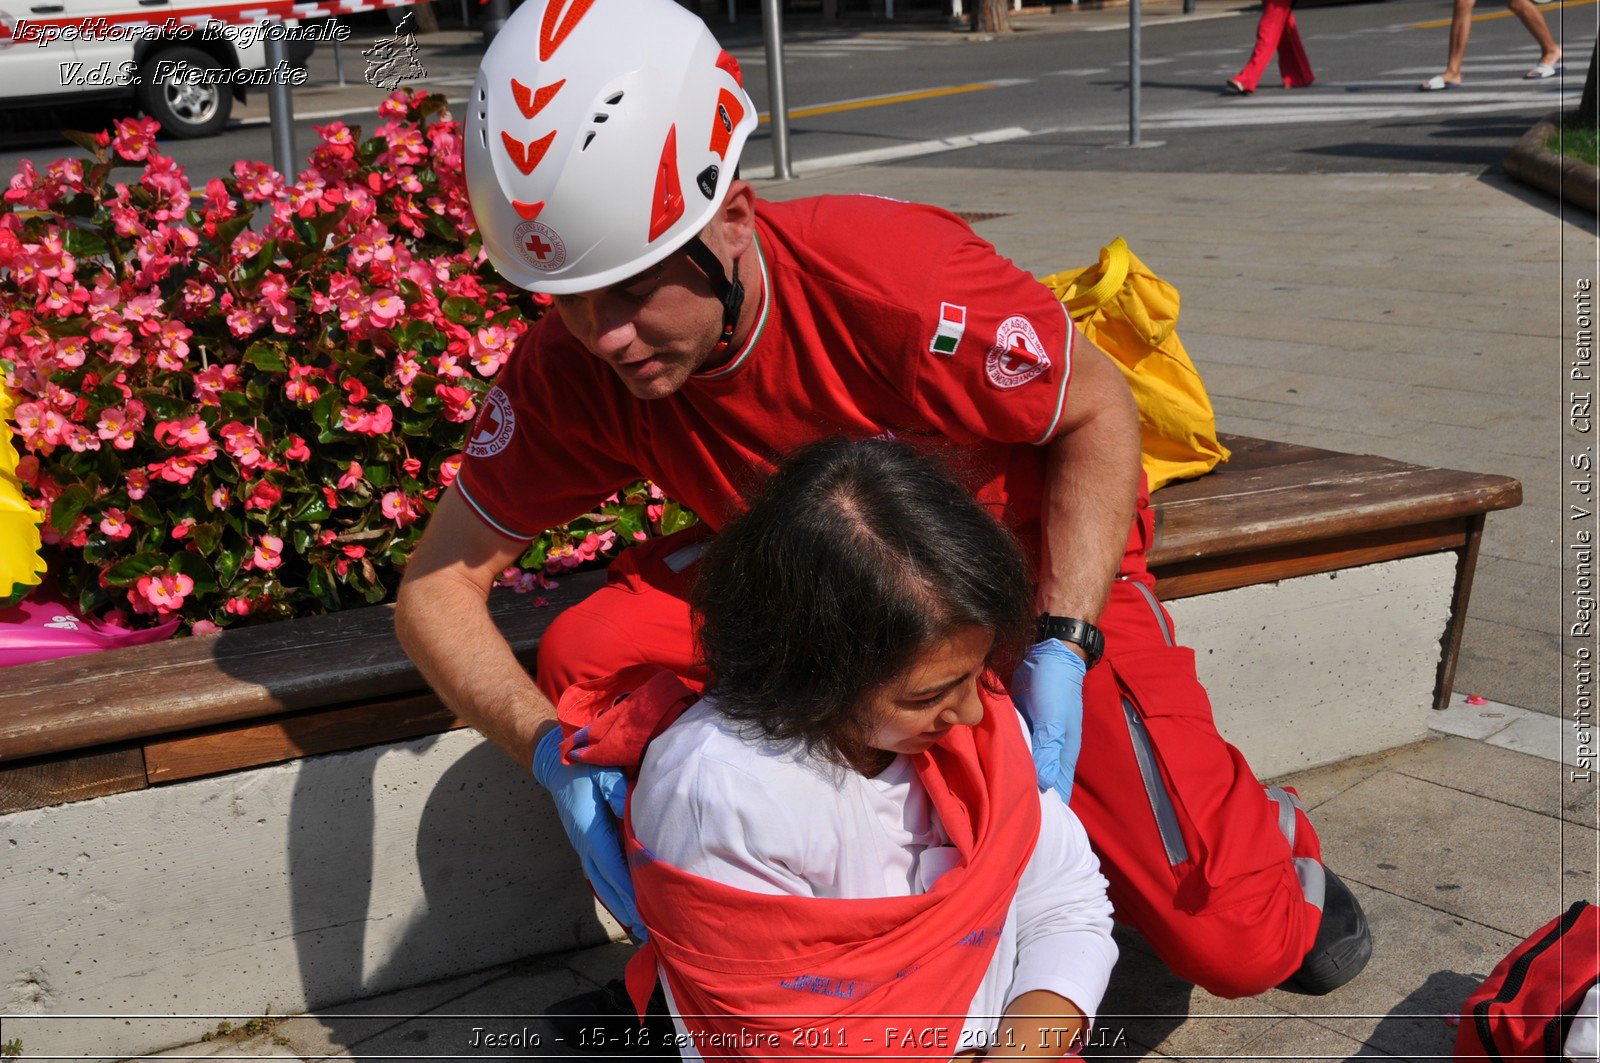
61, 228, 109, 257
397, 407, 436, 437
520, 539, 549, 571
210, 215, 252, 250
661, 502, 699, 537
292, 526, 313, 555
238, 239, 278, 286
311, 391, 339, 433
441, 297, 482, 325
243, 342, 287, 373
422, 214, 458, 244
190, 522, 222, 555
307, 565, 340, 610
61, 129, 102, 154
168, 552, 218, 595
102, 551, 164, 587
129, 500, 164, 529
365, 465, 391, 488
292, 494, 332, 523
49, 485, 92, 535
216, 543, 244, 587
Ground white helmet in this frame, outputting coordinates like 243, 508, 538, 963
466, 0, 758, 295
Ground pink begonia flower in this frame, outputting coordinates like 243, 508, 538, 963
221, 422, 266, 467
136, 572, 194, 615
155, 455, 200, 485
211, 486, 230, 510
64, 424, 102, 454
173, 414, 210, 449
11, 401, 44, 442
194, 363, 243, 406
284, 435, 311, 462
342, 544, 366, 559
367, 290, 405, 327
401, 456, 421, 478
339, 404, 393, 436
54, 335, 89, 368
111, 117, 159, 161
252, 534, 284, 572
246, 480, 282, 511
192, 620, 223, 636
316, 529, 338, 546
126, 468, 150, 501
435, 384, 475, 423
224, 597, 255, 616
337, 461, 363, 490
395, 354, 421, 387
381, 490, 420, 527
233, 160, 284, 203
438, 454, 462, 487
342, 376, 369, 404
99, 508, 133, 541
171, 517, 196, 540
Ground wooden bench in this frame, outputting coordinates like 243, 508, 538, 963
0, 434, 1521, 812
0, 433, 1520, 1061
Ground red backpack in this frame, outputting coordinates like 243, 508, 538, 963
1457, 901, 1600, 1061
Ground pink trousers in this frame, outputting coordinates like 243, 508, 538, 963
1234, 0, 1314, 90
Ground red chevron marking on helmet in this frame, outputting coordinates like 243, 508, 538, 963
501, 129, 557, 175
709, 87, 745, 159
513, 200, 545, 220
511, 78, 565, 120
715, 49, 744, 86
539, 0, 595, 61
648, 125, 684, 243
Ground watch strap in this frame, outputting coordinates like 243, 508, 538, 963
1037, 614, 1105, 669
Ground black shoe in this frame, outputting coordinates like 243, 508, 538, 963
546, 978, 678, 1056
1278, 867, 1373, 995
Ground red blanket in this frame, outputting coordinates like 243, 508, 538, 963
558, 665, 1041, 1061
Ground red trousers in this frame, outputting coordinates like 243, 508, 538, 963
1234, 0, 1314, 91
536, 516, 1326, 999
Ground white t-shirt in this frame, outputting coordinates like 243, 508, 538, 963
632, 698, 1118, 1054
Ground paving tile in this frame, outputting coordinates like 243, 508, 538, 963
1092, 942, 1294, 1059
1230, 1015, 1404, 1060
1456, 618, 1563, 718
336, 958, 594, 1060
270, 962, 514, 1060
1427, 696, 1524, 742
1302, 771, 1595, 938
1245, 880, 1521, 1059
1487, 712, 1579, 767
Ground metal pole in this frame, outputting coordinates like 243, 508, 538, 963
482, 0, 508, 43
727, 0, 736, 23
264, 26, 297, 176
332, 35, 345, 87
762, 0, 793, 179
1183, 0, 1194, 12
1128, 0, 1141, 146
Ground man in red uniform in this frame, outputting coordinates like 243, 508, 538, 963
395, 0, 1371, 1026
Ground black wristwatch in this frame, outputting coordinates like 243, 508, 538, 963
1037, 614, 1105, 670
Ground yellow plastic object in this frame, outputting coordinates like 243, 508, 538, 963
0, 382, 47, 607
1041, 238, 1230, 491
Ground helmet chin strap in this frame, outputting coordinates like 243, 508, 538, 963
682, 235, 745, 352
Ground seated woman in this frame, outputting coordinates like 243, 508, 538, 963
557, 438, 1117, 1060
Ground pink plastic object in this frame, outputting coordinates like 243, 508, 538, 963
0, 582, 180, 668
1466, 694, 1489, 706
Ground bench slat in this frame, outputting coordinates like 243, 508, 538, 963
0, 570, 606, 764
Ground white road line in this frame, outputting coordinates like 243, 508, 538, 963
1046, 68, 1111, 76
235, 98, 468, 126
1083, 9, 1244, 30
760, 125, 1033, 176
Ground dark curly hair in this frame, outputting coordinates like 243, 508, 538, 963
691, 437, 1035, 765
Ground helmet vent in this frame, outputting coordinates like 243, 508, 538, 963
605, 91, 624, 105
593, 113, 609, 123
582, 131, 596, 151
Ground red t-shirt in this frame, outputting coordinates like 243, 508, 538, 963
456, 194, 1082, 561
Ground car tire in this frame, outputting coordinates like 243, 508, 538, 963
137, 45, 232, 139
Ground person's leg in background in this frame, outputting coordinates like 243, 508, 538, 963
1275, 4, 1314, 88
1229, 0, 1296, 93
1068, 570, 1371, 998
1508, 0, 1562, 73
1422, 0, 1476, 88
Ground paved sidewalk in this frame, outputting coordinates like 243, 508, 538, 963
131, 717, 1593, 1060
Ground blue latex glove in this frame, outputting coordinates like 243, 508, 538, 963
531, 727, 645, 940
1011, 638, 1089, 805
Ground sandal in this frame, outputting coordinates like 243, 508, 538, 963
1418, 75, 1459, 91
1525, 62, 1563, 79
1224, 78, 1253, 95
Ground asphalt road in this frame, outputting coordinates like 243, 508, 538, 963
0, 0, 1594, 185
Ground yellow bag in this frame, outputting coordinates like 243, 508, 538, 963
1041, 238, 1230, 492
0, 382, 47, 607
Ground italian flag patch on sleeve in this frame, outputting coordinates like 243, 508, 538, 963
929, 302, 967, 356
